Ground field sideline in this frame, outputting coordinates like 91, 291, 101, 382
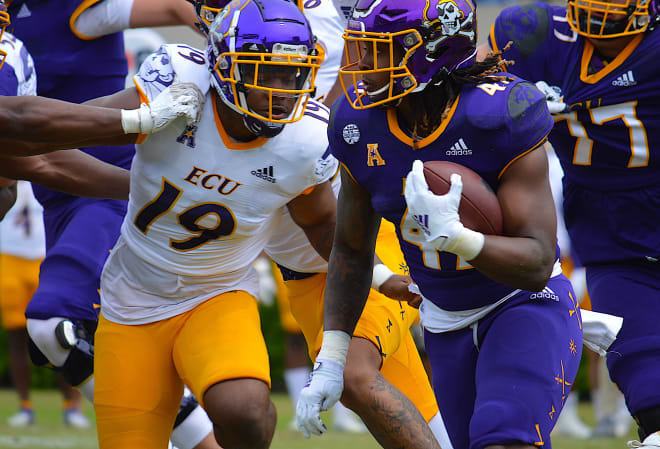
0, 389, 634, 449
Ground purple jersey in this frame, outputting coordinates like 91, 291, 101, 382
9, 0, 134, 205
490, 3, 660, 264
329, 76, 554, 311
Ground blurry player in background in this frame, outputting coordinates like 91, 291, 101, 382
297, 1, 583, 448
0, 181, 89, 428
481, 0, 660, 446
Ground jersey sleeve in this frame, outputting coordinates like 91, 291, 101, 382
489, 2, 554, 82
133, 44, 211, 105
502, 81, 554, 167
133, 45, 176, 104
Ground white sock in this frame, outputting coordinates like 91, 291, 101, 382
284, 366, 310, 409
333, 401, 354, 422
428, 412, 453, 449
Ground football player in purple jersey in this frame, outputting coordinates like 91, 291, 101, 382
480, 0, 660, 445
296, 0, 585, 448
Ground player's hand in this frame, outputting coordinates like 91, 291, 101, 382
535, 81, 569, 114
296, 357, 345, 438
405, 160, 465, 251
147, 82, 205, 131
380, 274, 423, 308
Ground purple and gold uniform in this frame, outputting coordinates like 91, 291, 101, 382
9, 0, 133, 324
329, 78, 583, 448
490, 2, 660, 416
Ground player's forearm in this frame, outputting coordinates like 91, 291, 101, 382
323, 241, 373, 334
0, 97, 126, 154
35, 151, 130, 201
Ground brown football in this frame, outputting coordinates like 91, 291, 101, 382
422, 161, 503, 235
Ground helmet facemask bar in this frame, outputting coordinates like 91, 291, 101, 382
0, 6, 9, 70
567, 0, 653, 37
339, 27, 422, 109
214, 48, 322, 124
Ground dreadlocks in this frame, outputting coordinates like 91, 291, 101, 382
407, 44, 514, 141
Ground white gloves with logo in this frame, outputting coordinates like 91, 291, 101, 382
535, 80, 569, 115
121, 82, 205, 135
296, 357, 345, 438
404, 160, 484, 261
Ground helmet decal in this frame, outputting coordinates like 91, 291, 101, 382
422, 0, 475, 54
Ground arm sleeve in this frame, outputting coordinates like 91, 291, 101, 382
72, 0, 135, 38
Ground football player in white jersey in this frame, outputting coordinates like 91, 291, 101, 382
88, 2, 339, 447
12, 1, 341, 447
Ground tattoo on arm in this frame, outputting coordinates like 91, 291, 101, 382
324, 168, 380, 332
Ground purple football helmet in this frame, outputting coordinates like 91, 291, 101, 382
566, 0, 660, 38
340, 0, 477, 109
207, 0, 322, 137
0, 0, 9, 70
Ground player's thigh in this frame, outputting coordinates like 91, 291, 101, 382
27, 200, 124, 322
353, 287, 419, 365
173, 291, 271, 410
587, 261, 660, 413
471, 277, 582, 449
0, 254, 40, 330
285, 274, 326, 360
273, 264, 302, 334
95, 313, 183, 449
379, 331, 438, 422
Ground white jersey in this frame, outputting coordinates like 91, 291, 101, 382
0, 32, 37, 97
299, 0, 346, 100
265, 170, 340, 274
100, 44, 337, 324
0, 181, 45, 260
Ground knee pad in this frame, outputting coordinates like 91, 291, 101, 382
27, 317, 72, 367
26, 317, 95, 387
635, 406, 660, 441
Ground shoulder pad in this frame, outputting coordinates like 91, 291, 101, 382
465, 75, 546, 131
495, 2, 550, 57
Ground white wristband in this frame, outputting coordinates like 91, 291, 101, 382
316, 330, 351, 365
120, 104, 154, 134
371, 263, 394, 291
120, 108, 141, 134
445, 227, 485, 261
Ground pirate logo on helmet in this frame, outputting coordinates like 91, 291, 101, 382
422, 0, 475, 53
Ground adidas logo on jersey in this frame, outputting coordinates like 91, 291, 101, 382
17, 4, 31, 18
612, 70, 636, 87
446, 138, 472, 156
530, 287, 559, 302
251, 166, 276, 183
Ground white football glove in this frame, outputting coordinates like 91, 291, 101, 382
404, 160, 484, 260
296, 357, 345, 438
121, 82, 205, 134
535, 80, 569, 115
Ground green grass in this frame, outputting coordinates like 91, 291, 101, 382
0, 389, 635, 449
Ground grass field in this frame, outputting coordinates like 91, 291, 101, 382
0, 389, 634, 449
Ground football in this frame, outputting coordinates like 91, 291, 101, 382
422, 161, 503, 235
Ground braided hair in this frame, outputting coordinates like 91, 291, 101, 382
407, 45, 514, 142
